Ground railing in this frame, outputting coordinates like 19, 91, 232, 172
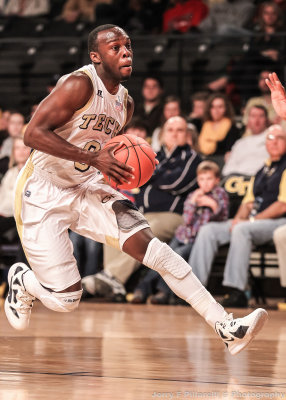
0, 32, 285, 114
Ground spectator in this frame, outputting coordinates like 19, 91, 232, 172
233, 2, 284, 102
134, 75, 164, 137
0, 0, 50, 17
82, 116, 201, 301
124, 117, 149, 140
187, 91, 208, 132
151, 95, 182, 152
198, 93, 240, 158
243, 70, 281, 127
189, 124, 286, 307
0, 136, 30, 243
0, 109, 11, 131
199, 0, 255, 35
60, 0, 113, 23
222, 105, 269, 176
115, 0, 155, 34
163, 0, 209, 34
131, 160, 228, 305
0, 112, 25, 177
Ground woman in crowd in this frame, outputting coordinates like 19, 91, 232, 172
198, 93, 240, 160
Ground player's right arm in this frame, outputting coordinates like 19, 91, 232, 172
266, 72, 286, 120
24, 73, 134, 185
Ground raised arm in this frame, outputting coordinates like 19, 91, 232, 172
24, 73, 134, 185
265, 72, 286, 120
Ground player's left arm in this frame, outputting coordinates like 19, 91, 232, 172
117, 95, 134, 135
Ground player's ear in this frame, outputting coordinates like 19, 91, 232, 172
90, 52, 101, 64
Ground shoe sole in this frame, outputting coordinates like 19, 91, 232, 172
229, 308, 268, 355
5, 263, 31, 331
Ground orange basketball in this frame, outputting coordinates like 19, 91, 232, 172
103, 134, 156, 190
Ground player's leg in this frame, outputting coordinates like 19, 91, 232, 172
5, 171, 83, 330
123, 228, 268, 355
6, 262, 82, 330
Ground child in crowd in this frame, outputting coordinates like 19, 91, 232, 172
131, 160, 229, 304
169, 160, 229, 260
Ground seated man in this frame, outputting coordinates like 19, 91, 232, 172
189, 124, 286, 307
222, 106, 269, 177
83, 116, 201, 300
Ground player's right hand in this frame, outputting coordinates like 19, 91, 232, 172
89, 142, 135, 186
265, 72, 286, 120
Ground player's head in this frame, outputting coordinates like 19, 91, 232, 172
88, 24, 132, 82
196, 161, 220, 194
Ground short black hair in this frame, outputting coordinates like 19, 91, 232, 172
88, 24, 120, 53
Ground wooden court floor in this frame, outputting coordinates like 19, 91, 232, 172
0, 300, 285, 400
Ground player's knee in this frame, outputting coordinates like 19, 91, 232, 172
40, 289, 83, 313
143, 237, 192, 279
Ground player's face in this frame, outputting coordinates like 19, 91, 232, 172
164, 101, 180, 120
94, 28, 133, 82
210, 98, 226, 122
247, 108, 268, 134
266, 127, 286, 159
197, 171, 219, 194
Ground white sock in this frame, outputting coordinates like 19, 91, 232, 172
23, 269, 82, 312
143, 238, 228, 328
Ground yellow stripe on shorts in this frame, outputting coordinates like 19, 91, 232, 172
105, 235, 120, 250
14, 155, 34, 241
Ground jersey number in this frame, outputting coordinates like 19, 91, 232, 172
74, 140, 101, 172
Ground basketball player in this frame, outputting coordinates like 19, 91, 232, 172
5, 25, 268, 356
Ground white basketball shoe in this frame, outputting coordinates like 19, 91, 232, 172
5, 263, 35, 331
215, 308, 268, 355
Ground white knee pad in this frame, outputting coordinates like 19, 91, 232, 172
39, 289, 83, 313
143, 237, 191, 279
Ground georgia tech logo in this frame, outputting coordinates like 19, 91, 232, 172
224, 176, 251, 196
79, 113, 121, 138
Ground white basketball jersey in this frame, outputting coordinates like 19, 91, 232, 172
31, 64, 128, 187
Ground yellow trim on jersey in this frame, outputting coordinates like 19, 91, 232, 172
73, 68, 94, 117
278, 169, 286, 203
105, 235, 120, 250
122, 89, 128, 127
14, 155, 34, 241
242, 176, 255, 204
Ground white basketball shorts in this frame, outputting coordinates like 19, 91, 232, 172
14, 160, 149, 291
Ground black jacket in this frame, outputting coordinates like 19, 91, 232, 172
135, 145, 201, 214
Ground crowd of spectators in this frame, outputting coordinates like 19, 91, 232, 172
1, 0, 286, 309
